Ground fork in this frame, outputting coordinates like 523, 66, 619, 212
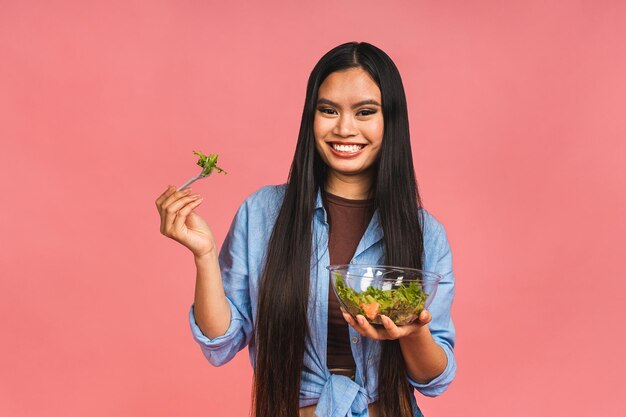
177, 169, 211, 191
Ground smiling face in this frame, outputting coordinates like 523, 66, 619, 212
314, 67, 384, 198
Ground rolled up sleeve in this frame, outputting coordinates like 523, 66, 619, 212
410, 217, 457, 396
189, 298, 251, 366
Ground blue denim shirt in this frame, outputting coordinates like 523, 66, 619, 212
189, 185, 456, 417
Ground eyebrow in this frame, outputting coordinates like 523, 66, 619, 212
317, 98, 381, 108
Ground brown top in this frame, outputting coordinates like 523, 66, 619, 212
324, 192, 375, 374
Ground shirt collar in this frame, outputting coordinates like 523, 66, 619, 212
315, 187, 325, 210
314, 187, 327, 224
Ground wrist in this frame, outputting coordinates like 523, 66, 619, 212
402, 323, 431, 343
194, 249, 218, 265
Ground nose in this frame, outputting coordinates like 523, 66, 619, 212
332, 114, 358, 138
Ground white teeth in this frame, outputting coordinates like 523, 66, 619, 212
332, 144, 364, 153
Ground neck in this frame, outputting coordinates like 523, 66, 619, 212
325, 171, 373, 200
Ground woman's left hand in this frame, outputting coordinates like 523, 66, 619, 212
341, 308, 432, 340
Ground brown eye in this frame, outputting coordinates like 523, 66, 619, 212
318, 107, 337, 115
357, 109, 376, 116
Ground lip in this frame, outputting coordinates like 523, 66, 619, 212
327, 142, 367, 158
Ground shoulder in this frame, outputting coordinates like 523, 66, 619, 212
244, 184, 286, 204
232, 184, 286, 228
241, 184, 286, 212
222, 185, 287, 251
419, 208, 445, 240
419, 208, 452, 263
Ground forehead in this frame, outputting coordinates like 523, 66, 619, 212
317, 68, 381, 102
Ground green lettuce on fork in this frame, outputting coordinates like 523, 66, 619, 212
334, 273, 429, 325
194, 150, 227, 176
177, 151, 227, 191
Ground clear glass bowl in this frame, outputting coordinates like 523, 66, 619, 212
328, 264, 443, 326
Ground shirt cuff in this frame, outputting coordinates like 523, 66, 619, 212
188, 299, 242, 350
408, 343, 456, 397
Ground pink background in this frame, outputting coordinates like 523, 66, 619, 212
1, 1, 625, 416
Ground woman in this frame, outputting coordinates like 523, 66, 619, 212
155, 42, 456, 417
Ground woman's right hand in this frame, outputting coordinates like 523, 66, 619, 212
155, 185, 216, 258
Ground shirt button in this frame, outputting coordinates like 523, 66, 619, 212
350, 259, 356, 264
351, 336, 359, 344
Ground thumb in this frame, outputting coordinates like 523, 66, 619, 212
418, 309, 432, 325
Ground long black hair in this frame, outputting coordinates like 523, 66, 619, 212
254, 42, 424, 417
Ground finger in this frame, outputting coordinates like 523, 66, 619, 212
158, 187, 192, 232
160, 188, 193, 232
341, 310, 356, 326
380, 315, 403, 339
417, 309, 432, 325
161, 187, 193, 212
155, 185, 176, 208
164, 194, 201, 235
343, 312, 368, 337
354, 315, 386, 340
172, 195, 204, 233
342, 310, 355, 325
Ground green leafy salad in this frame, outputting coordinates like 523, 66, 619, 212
194, 151, 227, 176
334, 274, 429, 325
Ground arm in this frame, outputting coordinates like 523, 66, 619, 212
406, 219, 456, 395
189, 200, 254, 366
398, 314, 448, 384
156, 184, 231, 338
156, 184, 253, 366
193, 251, 231, 339
345, 310, 447, 383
